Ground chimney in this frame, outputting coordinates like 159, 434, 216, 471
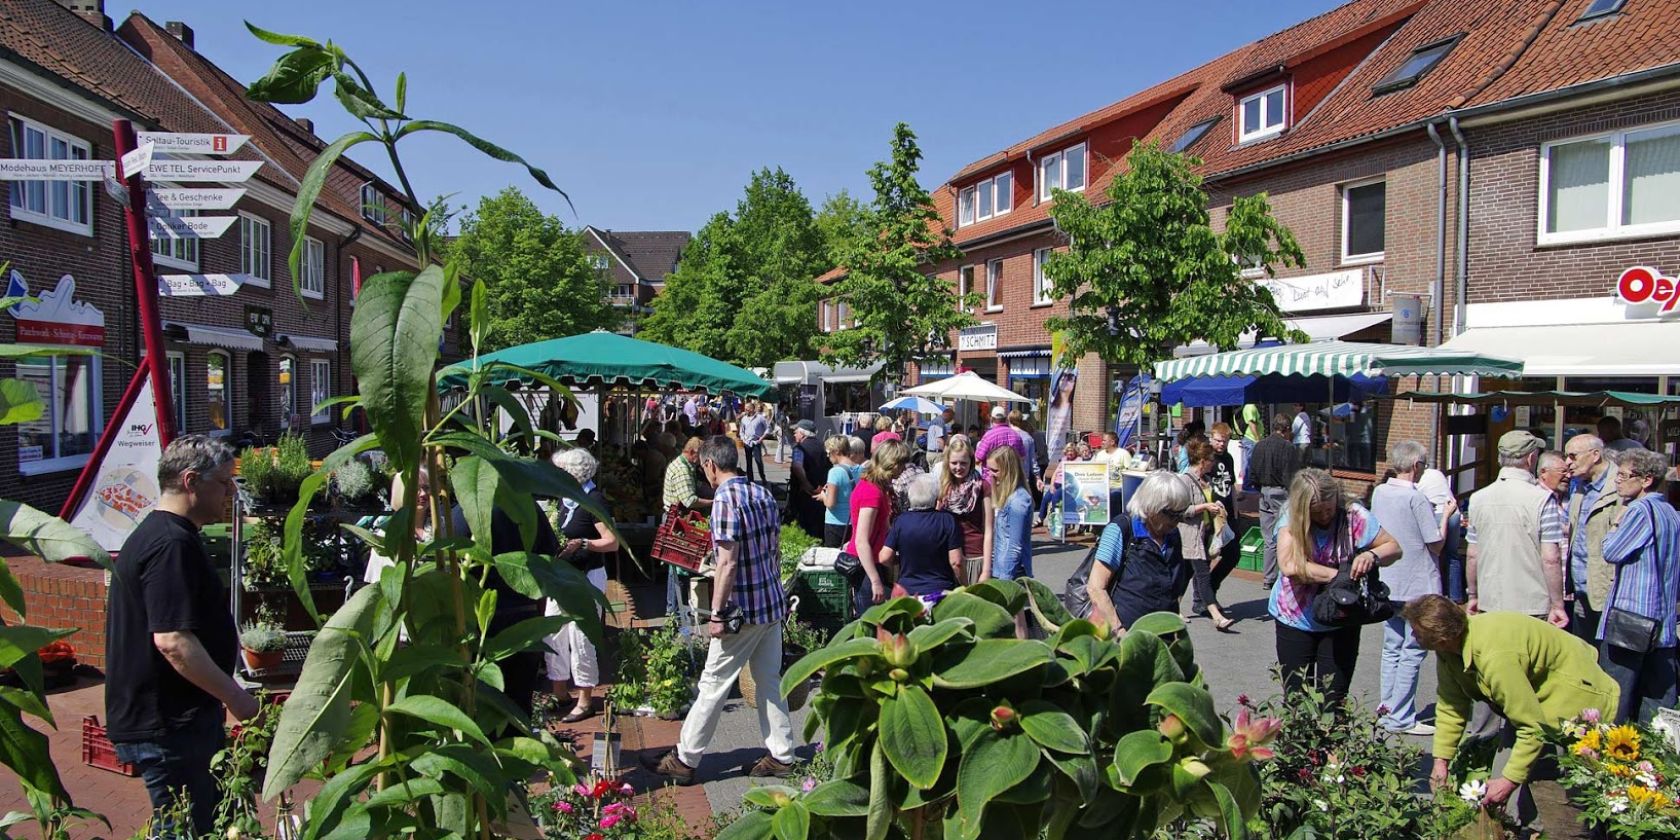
165, 21, 194, 49
54, 0, 109, 31
294, 117, 314, 135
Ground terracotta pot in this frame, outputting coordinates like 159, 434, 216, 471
243, 648, 284, 672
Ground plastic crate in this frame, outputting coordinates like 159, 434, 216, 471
82, 716, 136, 776
1238, 526, 1265, 572
651, 506, 712, 572
790, 568, 852, 632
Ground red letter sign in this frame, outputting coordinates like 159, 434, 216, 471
1617, 266, 1680, 316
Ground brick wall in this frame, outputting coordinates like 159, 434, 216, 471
0, 556, 109, 669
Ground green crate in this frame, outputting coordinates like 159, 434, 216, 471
791, 569, 852, 629
1238, 526, 1265, 572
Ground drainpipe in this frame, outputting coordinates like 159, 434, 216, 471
1448, 116, 1469, 339
1427, 121, 1449, 452
1026, 150, 1037, 206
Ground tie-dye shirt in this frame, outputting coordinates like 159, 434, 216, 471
1267, 503, 1381, 632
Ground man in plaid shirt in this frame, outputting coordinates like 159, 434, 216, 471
647, 436, 796, 785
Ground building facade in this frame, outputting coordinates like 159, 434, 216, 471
582, 226, 690, 335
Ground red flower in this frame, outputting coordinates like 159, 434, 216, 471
585, 834, 604, 840
1297, 767, 1313, 782
1351, 766, 1367, 778
589, 779, 614, 799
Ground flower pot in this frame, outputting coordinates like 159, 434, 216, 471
243, 648, 284, 672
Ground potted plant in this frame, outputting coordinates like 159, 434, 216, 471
330, 458, 381, 512
239, 612, 286, 672
238, 433, 313, 510
240, 518, 287, 591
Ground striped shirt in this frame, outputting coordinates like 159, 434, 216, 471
711, 476, 788, 624
662, 457, 702, 511
1464, 494, 1567, 546
1599, 495, 1680, 649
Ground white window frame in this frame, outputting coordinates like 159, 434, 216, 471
591, 254, 610, 271
1537, 119, 1680, 246
960, 173, 1013, 228
1032, 248, 1055, 306
957, 265, 974, 312
994, 171, 1013, 215
240, 212, 272, 288
1037, 143, 1088, 202
166, 351, 187, 434
958, 186, 976, 226
986, 259, 1004, 312
1238, 84, 1288, 143
14, 355, 103, 476
301, 236, 326, 299
148, 182, 199, 271
360, 183, 386, 225
309, 358, 331, 424
1340, 177, 1387, 265
205, 351, 232, 437
7, 114, 94, 236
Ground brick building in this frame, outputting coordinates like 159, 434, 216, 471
582, 225, 690, 335
0, 0, 429, 518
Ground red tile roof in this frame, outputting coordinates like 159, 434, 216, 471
1463, 0, 1679, 107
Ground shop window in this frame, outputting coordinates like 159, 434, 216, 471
7, 116, 93, 235
986, 259, 1004, 311
1238, 85, 1287, 142
1541, 121, 1680, 244
167, 351, 187, 434
1032, 248, 1054, 305
241, 212, 272, 287
958, 265, 975, 312
278, 355, 297, 430
15, 355, 101, 474
206, 352, 231, 436
301, 237, 325, 299
310, 358, 331, 424
1342, 179, 1386, 263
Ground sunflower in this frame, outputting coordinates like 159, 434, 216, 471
1627, 785, 1669, 810
1605, 724, 1642, 762
1573, 728, 1603, 755
1607, 762, 1635, 778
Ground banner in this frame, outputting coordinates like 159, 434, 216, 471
1061, 462, 1111, 526
68, 378, 164, 551
1045, 332, 1077, 470
1115, 374, 1151, 449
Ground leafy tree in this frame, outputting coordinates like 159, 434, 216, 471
827, 123, 973, 382
814, 189, 871, 267
641, 168, 828, 367
1043, 142, 1305, 370
445, 187, 617, 351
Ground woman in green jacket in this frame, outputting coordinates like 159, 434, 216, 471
1403, 595, 1619, 811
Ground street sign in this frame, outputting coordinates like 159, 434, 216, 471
0, 159, 114, 180
245, 305, 272, 337
136, 132, 250, 155
150, 215, 238, 239
144, 160, 263, 183
149, 187, 246, 211
158, 274, 247, 297
120, 142, 154, 178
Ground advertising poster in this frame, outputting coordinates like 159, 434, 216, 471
1115, 374, 1151, 449
68, 378, 164, 551
1061, 462, 1111, 526
1045, 331, 1077, 470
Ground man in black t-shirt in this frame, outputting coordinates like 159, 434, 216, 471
1197, 423, 1242, 614
106, 434, 257, 835
789, 420, 831, 539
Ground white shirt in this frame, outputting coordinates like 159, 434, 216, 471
1417, 467, 1453, 515
1292, 411, 1312, 446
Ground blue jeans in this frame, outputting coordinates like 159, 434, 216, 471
1440, 513, 1466, 602
744, 443, 766, 483
112, 707, 226, 836
1039, 483, 1061, 522
1379, 611, 1428, 730
1600, 641, 1679, 724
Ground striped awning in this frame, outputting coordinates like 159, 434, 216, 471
1153, 341, 1523, 382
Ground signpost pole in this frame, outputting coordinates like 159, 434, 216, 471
112, 118, 176, 445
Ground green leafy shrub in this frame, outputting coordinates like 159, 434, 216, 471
607, 624, 699, 717
780, 523, 820, 581
241, 518, 287, 590
331, 458, 378, 506
239, 616, 286, 653
237, 445, 275, 502
718, 582, 1274, 840
238, 434, 313, 506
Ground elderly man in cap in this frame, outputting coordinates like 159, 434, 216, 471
789, 419, 831, 539
1466, 430, 1570, 627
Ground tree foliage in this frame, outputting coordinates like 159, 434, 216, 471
1043, 142, 1306, 371
444, 187, 617, 351
814, 189, 871, 267
827, 123, 974, 382
640, 168, 828, 368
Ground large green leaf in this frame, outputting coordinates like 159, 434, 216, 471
1207, 779, 1249, 840
0, 699, 65, 800
452, 456, 499, 557
802, 778, 870, 817
879, 683, 946, 789
0, 501, 108, 565
933, 639, 1052, 689
1047, 752, 1099, 804
772, 800, 810, 840
362, 777, 445, 811
781, 637, 880, 696
1144, 683, 1222, 750
906, 617, 973, 652
0, 626, 72, 671
930, 591, 1015, 638
264, 584, 382, 800
395, 120, 570, 206
966, 579, 1026, 613
385, 695, 491, 746
866, 741, 892, 840
1021, 577, 1073, 631
482, 615, 571, 662
0, 378, 42, 425
489, 552, 606, 645
954, 729, 1038, 839
352, 266, 445, 473
332, 72, 405, 121
245, 45, 337, 105
427, 434, 619, 546
715, 810, 775, 840
1019, 700, 1088, 755
243, 21, 323, 48
0, 560, 25, 618
1109, 632, 1173, 732
1112, 730, 1174, 787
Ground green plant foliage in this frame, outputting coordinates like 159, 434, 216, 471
779, 523, 819, 581
606, 624, 699, 717
240, 518, 287, 590
211, 696, 283, 837
1550, 710, 1680, 838
1042, 142, 1308, 372
331, 458, 378, 506
725, 581, 1271, 840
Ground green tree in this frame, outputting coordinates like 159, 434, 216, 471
814, 189, 871, 266
827, 123, 973, 383
1043, 142, 1306, 370
445, 187, 617, 351
642, 168, 828, 367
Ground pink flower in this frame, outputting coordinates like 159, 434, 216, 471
1583, 708, 1602, 724
1580, 748, 1600, 761
557, 802, 574, 815
1639, 761, 1656, 773
1297, 767, 1313, 782
1227, 707, 1282, 762
619, 782, 635, 797
573, 784, 591, 798
1237, 694, 1252, 708
600, 814, 622, 830
802, 777, 818, 793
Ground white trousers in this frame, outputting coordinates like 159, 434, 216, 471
677, 620, 796, 768
544, 566, 608, 687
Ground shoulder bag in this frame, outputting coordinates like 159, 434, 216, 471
1603, 509, 1659, 653
1063, 518, 1130, 619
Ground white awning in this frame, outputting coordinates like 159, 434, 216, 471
1441, 321, 1680, 376
166, 321, 263, 352
1176, 311, 1393, 357
281, 334, 338, 353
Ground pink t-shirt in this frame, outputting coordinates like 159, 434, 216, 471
871, 431, 903, 449
845, 479, 893, 557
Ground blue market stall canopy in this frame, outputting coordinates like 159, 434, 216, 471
880, 395, 946, 414
437, 330, 775, 397
1153, 341, 1523, 382
1163, 373, 1388, 407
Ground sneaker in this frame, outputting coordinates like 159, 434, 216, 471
1404, 722, 1437, 736
748, 755, 795, 778
643, 750, 697, 786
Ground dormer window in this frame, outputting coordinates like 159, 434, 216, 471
360, 183, 387, 225
1238, 85, 1287, 142
958, 171, 1013, 227
1578, 0, 1627, 21
1038, 142, 1086, 202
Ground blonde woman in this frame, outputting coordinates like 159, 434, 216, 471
363, 467, 430, 584
817, 436, 863, 549
545, 448, 618, 723
846, 440, 911, 615
1269, 468, 1401, 704
937, 436, 992, 585
986, 445, 1034, 638
870, 414, 902, 450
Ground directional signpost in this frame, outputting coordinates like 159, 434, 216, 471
119, 142, 154, 179
0, 159, 113, 180
158, 273, 248, 297
136, 131, 250, 155
144, 159, 264, 183
149, 187, 246, 211
149, 215, 238, 239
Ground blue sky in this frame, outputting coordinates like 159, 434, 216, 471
135, 0, 1344, 232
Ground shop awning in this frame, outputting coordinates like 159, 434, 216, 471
770, 360, 882, 385
1389, 390, 1680, 408
1174, 311, 1394, 357
1163, 373, 1388, 407
1153, 340, 1523, 382
165, 321, 263, 352
279, 334, 337, 353
1439, 322, 1680, 376
438, 330, 774, 396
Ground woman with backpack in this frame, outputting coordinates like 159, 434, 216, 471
1072, 471, 1197, 634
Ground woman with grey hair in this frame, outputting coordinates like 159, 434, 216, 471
544, 447, 618, 723
1078, 471, 1198, 634
1600, 447, 1680, 723
877, 473, 963, 597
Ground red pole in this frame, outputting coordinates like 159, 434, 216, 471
110, 118, 176, 444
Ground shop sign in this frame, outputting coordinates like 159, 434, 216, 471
159, 274, 247, 297
244, 305, 273, 338
135, 132, 251, 155
959, 324, 997, 351
144, 160, 263, 183
119, 142, 154, 178
1259, 268, 1363, 313
149, 215, 238, 239
0, 158, 114, 180
1616, 266, 1680, 316
149, 188, 246, 211
67, 377, 163, 552
4, 270, 105, 346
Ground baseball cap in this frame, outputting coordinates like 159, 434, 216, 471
1497, 429, 1544, 458
990, 406, 1006, 420
795, 419, 817, 434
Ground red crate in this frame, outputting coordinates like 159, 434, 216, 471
651, 506, 711, 572
81, 716, 136, 776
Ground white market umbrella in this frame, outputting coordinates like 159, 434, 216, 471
902, 371, 1033, 403
880, 395, 946, 414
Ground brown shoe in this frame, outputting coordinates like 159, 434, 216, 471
643, 750, 697, 786
748, 755, 795, 778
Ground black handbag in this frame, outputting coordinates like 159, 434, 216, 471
1603, 567, 1660, 653
1311, 561, 1395, 628
834, 550, 865, 585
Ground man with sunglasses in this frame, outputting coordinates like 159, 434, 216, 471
1564, 434, 1622, 645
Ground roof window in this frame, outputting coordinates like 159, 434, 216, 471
1578, 0, 1627, 20
1373, 35, 1463, 95
1170, 117, 1221, 154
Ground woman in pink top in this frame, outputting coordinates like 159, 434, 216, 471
848, 439, 911, 615
870, 415, 902, 451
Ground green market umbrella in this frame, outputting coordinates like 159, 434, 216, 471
438, 330, 774, 397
